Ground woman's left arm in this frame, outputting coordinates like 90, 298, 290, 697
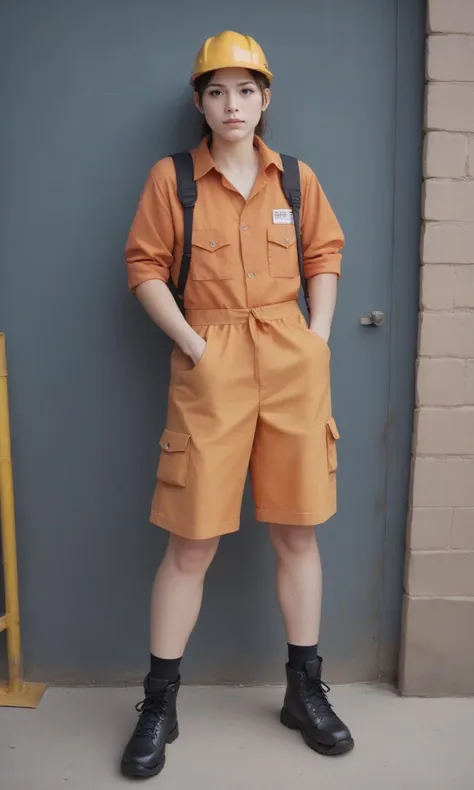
299, 162, 345, 342
307, 273, 338, 343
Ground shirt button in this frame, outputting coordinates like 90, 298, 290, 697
247, 272, 255, 278
209, 241, 216, 248
241, 225, 248, 231
164, 442, 170, 451
284, 238, 290, 245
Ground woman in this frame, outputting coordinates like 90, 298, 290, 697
121, 30, 353, 780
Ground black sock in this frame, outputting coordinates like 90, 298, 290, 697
287, 643, 318, 671
150, 653, 182, 683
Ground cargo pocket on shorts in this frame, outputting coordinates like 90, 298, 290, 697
190, 229, 234, 281
267, 226, 299, 278
326, 417, 340, 473
157, 429, 190, 487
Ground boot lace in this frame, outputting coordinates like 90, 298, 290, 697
307, 679, 334, 716
134, 695, 167, 738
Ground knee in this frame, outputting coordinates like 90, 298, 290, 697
167, 535, 219, 576
269, 524, 316, 560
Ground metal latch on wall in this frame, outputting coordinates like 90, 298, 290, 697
360, 310, 385, 326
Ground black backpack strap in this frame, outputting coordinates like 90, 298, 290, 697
171, 152, 197, 307
279, 154, 309, 314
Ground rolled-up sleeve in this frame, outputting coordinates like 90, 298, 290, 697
125, 160, 175, 293
300, 162, 345, 279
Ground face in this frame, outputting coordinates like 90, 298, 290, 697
194, 68, 271, 141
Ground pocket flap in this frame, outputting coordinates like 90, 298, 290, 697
327, 417, 340, 440
267, 226, 297, 248
159, 429, 190, 453
192, 229, 230, 252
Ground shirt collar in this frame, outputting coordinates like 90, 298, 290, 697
192, 135, 283, 181
255, 136, 284, 173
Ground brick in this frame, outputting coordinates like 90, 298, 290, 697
429, 1, 474, 34
452, 508, 474, 548
415, 407, 474, 455
412, 458, 474, 507
424, 179, 474, 222
419, 312, 474, 357
416, 358, 466, 406
422, 222, 474, 264
426, 83, 474, 132
408, 508, 452, 549
466, 361, 474, 404
420, 265, 474, 310
420, 265, 455, 309
469, 136, 474, 177
399, 596, 474, 696
454, 265, 474, 307
427, 34, 474, 81
424, 132, 468, 178
407, 550, 474, 596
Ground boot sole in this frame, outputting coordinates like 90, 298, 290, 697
120, 723, 179, 778
280, 707, 354, 756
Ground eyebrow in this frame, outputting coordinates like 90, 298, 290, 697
206, 81, 256, 89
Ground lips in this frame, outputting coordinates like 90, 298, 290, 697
224, 119, 244, 125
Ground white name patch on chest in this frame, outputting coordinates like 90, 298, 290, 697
272, 209, 294, 225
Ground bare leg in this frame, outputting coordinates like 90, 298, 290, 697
268, 524, 322, 645
150, 534, 220, 658
121, 533, 220, 778
269, 523, 354, 755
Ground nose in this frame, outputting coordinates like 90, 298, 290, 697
225, 93, 239, 114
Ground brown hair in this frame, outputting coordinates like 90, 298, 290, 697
193, 69, 270, 138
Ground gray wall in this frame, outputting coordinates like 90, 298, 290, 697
0, 0, 424, 685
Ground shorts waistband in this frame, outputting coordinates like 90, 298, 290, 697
185, 301, 302, 327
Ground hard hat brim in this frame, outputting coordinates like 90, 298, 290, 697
190, 62, 273, 86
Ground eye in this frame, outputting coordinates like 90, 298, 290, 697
208, 89, 223, 97
241, 88, 255, 96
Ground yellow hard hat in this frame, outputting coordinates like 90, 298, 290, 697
191, 31, 273, 85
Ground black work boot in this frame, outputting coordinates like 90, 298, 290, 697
120, 674, 180, 778
280, 657, 354, 756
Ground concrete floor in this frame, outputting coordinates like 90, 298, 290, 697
1, 683, 473, 790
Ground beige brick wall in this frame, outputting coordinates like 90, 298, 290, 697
400, 1, 474, 696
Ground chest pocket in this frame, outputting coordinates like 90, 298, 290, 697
267, 226, 299, 278
190, 229, 234, 281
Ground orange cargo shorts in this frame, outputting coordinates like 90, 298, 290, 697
150, 300, 340, 540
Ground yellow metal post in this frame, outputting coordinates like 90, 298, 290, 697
0, 333, 46, 707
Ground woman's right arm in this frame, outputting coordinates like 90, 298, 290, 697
135, 280, 205, 364
126, 161, 205, 365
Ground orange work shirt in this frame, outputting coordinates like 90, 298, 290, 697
126, 136, 344, 310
